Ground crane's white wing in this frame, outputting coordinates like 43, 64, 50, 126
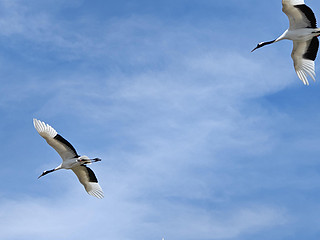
291, 37, 318, 85
282, 0, 317, 29
283, 0, 305, 5
72, 165, 104, 199
33, 119, 79, 161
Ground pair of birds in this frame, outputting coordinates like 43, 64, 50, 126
34, 119, 104, 199
34, 0, 318, 199
252, 0, 320, 85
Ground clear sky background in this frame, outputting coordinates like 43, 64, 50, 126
1, 0, 320, 239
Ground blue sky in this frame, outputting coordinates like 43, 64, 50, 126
1, 0, 320, 239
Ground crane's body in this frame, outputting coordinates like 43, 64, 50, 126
33, 118, 104, 199
280, 29, 320, 41
252, 0, 320, 85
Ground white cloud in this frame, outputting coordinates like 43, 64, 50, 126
154, 205, 287, 239
0, 192, 287, 240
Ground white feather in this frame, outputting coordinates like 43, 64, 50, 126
292, 40, 316, 85
282, 0, 314, 30
33, 118, 78, 161
72, 166, 104, 199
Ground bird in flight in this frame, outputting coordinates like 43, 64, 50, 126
33, 118, 104, 199
252, 0, 320, 85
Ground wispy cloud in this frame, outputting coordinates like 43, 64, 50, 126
0, 193, 287, 240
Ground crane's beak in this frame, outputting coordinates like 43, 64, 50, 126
251, 46, 259, 52
37, 169, 55, 179
38, 172, 45, 179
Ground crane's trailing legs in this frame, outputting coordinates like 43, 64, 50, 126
76, 156, 102, 165
77, 157, 101, 163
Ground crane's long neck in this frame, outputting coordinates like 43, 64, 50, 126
275, 30, 288, 42
252, 31, 287, 52
261, 39, 277, 47
38, 165, 62, 179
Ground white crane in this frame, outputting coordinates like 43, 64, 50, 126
33, 118, 104, 199
252, 0, 320, 85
